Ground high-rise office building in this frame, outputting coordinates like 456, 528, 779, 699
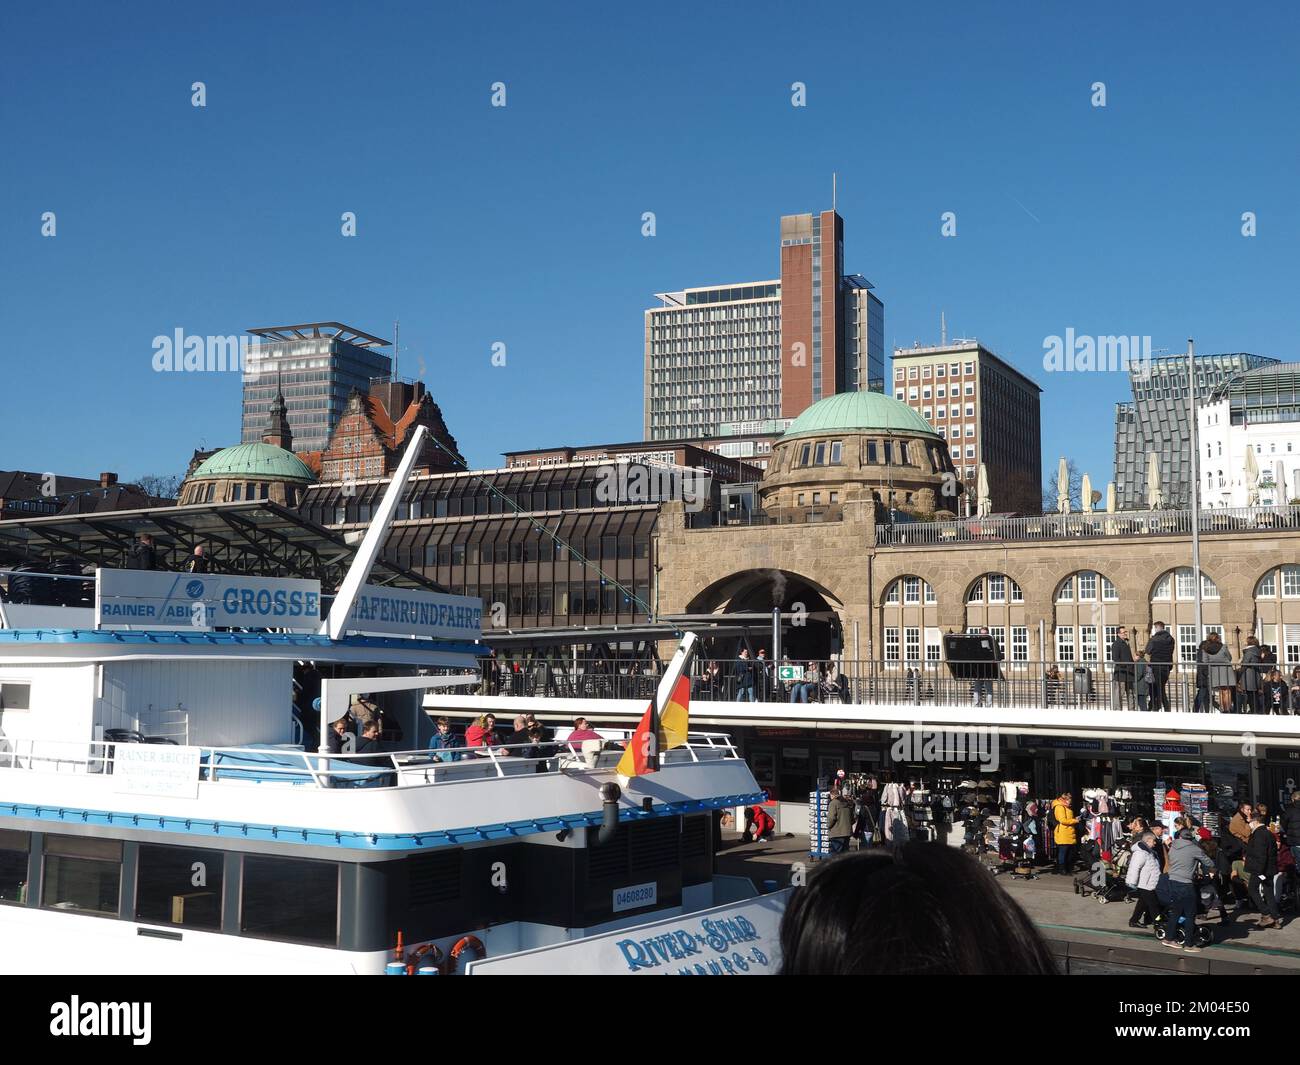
241, 322, 392, 453
1113, 352, 1278, 510
643, 210, 884, 441
892, 341, 1042, 514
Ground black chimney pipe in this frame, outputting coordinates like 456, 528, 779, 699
597, 782, 622, 845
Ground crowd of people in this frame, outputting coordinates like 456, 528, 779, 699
1050, 790, 1300, 952
1110, 624, 1296, 713
703, 648, 846, 704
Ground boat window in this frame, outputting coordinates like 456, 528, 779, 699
240, 856, 338, 947
42, 835, 122, 917
0, 829, 29, 905
135, 844, 224, 931
0, 682, 31, 711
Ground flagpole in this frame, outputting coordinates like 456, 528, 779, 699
1188, 338, 1203, 641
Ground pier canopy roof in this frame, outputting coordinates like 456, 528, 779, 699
0, 499, 440, 593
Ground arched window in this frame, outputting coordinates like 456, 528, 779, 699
1149, 567, 1222, 663
1254, 565, 1300, 665
964, 574, 1027, 665
881, 576, 939, 667
1053, 571, 1122, 667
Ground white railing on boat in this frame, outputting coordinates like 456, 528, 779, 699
0, 731, 741, 790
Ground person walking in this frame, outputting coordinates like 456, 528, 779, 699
1125, 830, 1163, 928
1051, 792, 1080, 876
1164, 825, 1214, 953
1240, 636, 1263, 714
826, 783, 854, 856
1201, 632, 1235, 713
1110, 626, 1135, 710
1144, 622, 1176, 712
1244, 813, 1283, 928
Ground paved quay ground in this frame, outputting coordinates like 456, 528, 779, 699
716, 834, 1300, 974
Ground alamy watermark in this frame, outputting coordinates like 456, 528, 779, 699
1042, 328, 1151, 379
889, 722, 999, 773
151, 329, 260, 374
595, 461, 708, 512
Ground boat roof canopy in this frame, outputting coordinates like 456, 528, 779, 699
0, 500, 440, 593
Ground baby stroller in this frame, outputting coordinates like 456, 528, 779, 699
1088, 843, 1136, 903
1153, 873, 1219, 948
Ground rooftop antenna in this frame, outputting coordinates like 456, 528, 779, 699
941, 310, 947, 346
832, 172, 837, 212
393, 320, 399, 382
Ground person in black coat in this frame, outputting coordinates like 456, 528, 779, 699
1280, 791, 1300, 849
126, 533, 158, 571
1110, 627, 1135, 710
1244, 816, 1283, 927
1144, 622, 1176, 712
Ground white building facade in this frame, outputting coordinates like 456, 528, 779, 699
1197, 364, 1300, 508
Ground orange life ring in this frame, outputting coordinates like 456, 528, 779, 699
448, 934, 486, 972
405, 942, 445, 975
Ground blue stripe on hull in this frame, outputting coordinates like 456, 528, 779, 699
0, 793, 765, 851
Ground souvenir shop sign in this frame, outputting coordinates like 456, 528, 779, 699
1111, 742, 1200, 756
1016, 736, 1102, 751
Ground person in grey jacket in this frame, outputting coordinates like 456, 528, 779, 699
1125, 833, 1163, 928
826, 785, 855, 856
1163, 828, 1214, 952
1200, 632, 1235, 712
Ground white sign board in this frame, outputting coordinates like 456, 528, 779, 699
465, 889, 790, 976
346, 583, 482, 641
96, 569, 321, 632
113, 744, 201, 799
612, 881, 657, 913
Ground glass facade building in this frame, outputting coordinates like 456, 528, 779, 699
241, 324, 392, 453
1112, 353, 1278, 510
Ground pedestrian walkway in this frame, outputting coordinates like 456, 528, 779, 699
717, 834, 1300, 974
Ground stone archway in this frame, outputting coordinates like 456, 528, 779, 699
686, 568, 845, 661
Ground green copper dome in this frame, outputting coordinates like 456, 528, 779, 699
782, 391, 938, 441
190, 442, 316, 483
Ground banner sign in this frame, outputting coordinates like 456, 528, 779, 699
1016, 736, 1103, 751
96, 569, 321, 632
113, 743, 201, 799
346, 584, 482, 641
464, 890, 790, 976
1111, 742, 1201, 756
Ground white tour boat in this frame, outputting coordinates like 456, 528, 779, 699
0, 428, 784, 975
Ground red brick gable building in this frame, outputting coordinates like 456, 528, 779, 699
320, 379, 464, 482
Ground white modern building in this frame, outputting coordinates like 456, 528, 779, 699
1197, 364, 1300, 508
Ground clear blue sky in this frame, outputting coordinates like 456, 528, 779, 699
2, 2, 1298, 493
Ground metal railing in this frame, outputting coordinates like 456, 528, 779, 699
875, 504, 1300, 546
0, 730, 741, 789
469, 657, 1300, 714
686, 506, 842, 529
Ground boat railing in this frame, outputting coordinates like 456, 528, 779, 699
0, 730, 742, 790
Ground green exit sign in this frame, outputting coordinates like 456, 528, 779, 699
778, 665, 801, 681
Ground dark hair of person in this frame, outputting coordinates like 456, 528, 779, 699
778, 844, 1057, 975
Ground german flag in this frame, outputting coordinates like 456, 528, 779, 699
617, 674, 690, 778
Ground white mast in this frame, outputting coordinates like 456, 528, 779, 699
321, 424, 428, 640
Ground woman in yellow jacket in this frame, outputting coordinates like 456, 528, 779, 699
1052, 793, 1080, 875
